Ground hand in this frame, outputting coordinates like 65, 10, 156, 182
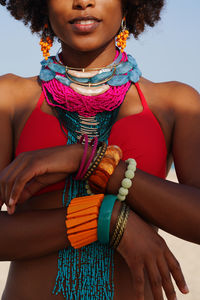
0, 144, 84, 214
117, 210, 189, 300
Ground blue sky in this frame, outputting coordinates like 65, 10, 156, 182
0, 0, 199, 92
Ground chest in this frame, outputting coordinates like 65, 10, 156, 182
13, 83, 173, 177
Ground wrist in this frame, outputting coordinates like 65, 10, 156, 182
110, 200, 122, 237
70, 144, 95, 173
106, 160, 127, 194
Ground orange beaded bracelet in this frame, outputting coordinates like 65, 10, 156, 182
88, 145, 122, 194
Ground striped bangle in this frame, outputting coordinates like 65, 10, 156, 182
110, 203, 130, 249
117, 158, 137, 202
110, 202, 126, 247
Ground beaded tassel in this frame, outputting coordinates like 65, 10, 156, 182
53, 113, 117, 299
42, 52, 134, 299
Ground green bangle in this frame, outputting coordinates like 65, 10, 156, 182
97, 194, 117, 244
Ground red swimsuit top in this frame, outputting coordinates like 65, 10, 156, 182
15, 83, 167, 194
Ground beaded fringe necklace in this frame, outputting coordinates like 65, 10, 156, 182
39, 49, 141, 299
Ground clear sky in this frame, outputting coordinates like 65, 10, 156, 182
0, 0, 199, 92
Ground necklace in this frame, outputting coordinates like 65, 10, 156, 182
40, 49, 141, 299
40, 50, 142, 115
39, 49, 141, 96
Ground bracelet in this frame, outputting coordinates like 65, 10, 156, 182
109, 202, 126, 247
66, 194, 104, 249
111, 203, 130, 249
97, 194, 117, 244
88, 145, 122, 194
74, 134, 89, 180
83, 141, 107, 181
117, 158, 137, 201
80, 137, 98, 179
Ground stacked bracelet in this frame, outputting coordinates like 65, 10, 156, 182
74, 134, 89, 180
66, 194, 129, 250
88, 145, 123, 194
66, 194, 104, 249
110, 202, 130, 249
97, 194, 117, 244
80, 137, 98, 179
117, 158, 137, 202
83, 141, 107, 181
74, 135, 98, 180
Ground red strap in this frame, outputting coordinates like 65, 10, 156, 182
135, 82, 148, 109
36, 92, 45, 109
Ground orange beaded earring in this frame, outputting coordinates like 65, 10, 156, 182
39, 24, 53, 60
116, 17, 129, 53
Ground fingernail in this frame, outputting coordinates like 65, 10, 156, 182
7, 207, 12, 215
9, 198, 14, 206
183, 284, 189, 293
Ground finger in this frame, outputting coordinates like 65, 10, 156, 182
130, 264, 145, 300
1, 158, 29, 206
18, 172, 67, 203
157, 256, 177, 300
7, 204, 15, 215
146, 261, 164, 300
0, 196, 3, 209
165, 250, 189, 294
9, 166, 37, 206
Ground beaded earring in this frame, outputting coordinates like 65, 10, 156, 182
116, 17, 129, 53
39, 24, 53, 60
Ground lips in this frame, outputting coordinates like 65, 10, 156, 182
69, 16, 101, 33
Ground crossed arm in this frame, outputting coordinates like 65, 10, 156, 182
0, 77, 199, 299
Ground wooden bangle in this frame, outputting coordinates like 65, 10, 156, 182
66, 194, 104, 249
88, 145, 123, 194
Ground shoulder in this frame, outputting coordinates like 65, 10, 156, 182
140, 78, 200, 115
0, 73, 41, 117
0, 73, 40, 96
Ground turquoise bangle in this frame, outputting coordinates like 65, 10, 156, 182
97, 194, 117, 244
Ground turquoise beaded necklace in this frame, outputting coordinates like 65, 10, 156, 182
39, 51, 142, 299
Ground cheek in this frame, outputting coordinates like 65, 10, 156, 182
48, 0, 123, 50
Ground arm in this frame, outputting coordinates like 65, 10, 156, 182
0, 75, 69, 260
0, 76, 187, 299
107, 83, 200, 244
0, 208, 69, 261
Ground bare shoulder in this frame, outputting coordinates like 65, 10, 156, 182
142, 78, 200, 112
0, 73, 41, 117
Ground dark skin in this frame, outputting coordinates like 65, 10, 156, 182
0, 0, 200, 299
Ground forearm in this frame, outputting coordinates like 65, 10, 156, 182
0, 208, 69, 261
107, 161, 200, 244
0, 198, 122, 261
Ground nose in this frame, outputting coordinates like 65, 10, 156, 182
73, 0, 95, 10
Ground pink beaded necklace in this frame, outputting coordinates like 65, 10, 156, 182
41, 51, 131, 117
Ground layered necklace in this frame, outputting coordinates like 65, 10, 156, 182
39, 49, 142, 299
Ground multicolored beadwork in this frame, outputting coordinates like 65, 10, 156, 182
39, 50, 141, 299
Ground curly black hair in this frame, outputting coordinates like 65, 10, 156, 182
0, 0, 164, 38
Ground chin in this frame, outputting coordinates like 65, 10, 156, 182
66, 35, 109, 53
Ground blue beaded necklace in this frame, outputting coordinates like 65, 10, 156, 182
39, 53, 141, 87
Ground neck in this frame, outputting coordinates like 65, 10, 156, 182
60, 41, 117, 69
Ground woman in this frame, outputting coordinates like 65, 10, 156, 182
0, 0, 200, 299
